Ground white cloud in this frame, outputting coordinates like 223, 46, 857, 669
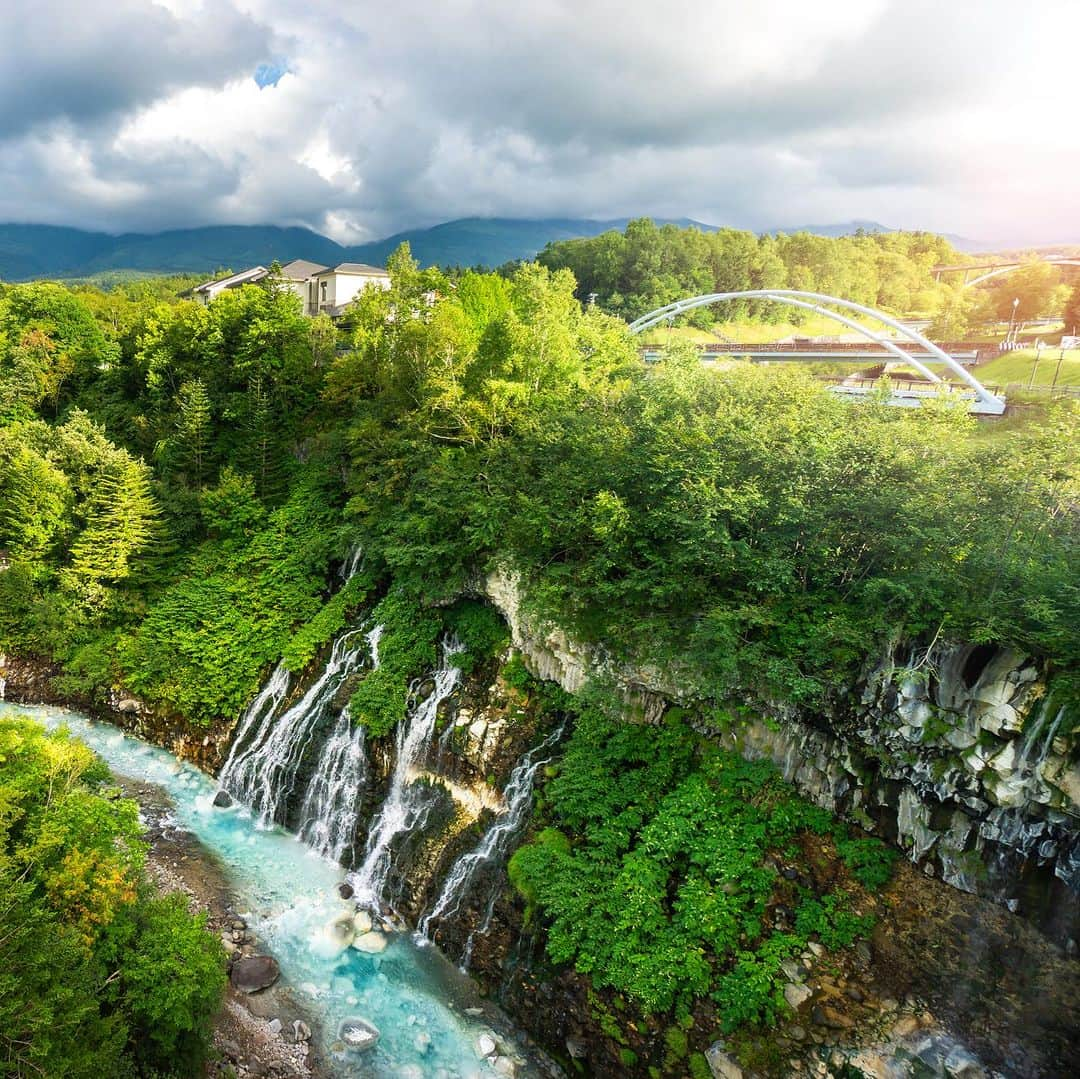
0, 0, 1076, 244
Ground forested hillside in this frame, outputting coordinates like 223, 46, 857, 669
1, 237, 1078, 1074
1, 245, 1077, 726
537, 219, 1074, 330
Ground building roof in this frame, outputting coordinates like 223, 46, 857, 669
315, 262, 390, 277
277, 258, 329, 280
193, 266, 269, 292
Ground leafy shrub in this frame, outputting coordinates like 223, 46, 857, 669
511, 699, 887, 1032
835, 833, 899, 890
348, 591, 441, 738
0, 718, 226, 1075
442, 598, 509, 673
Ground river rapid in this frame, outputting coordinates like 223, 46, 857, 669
0, 700, 544, 1079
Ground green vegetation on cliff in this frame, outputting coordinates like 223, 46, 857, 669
0, 227, 1077, 1071
509, 698, 892, 1031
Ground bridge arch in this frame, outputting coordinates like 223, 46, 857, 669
627, 289, 1005, 414
962, 259, 1080, 289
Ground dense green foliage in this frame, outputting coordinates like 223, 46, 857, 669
508, 700, 889, 1028
1, 237, 1076, 725
331, 261, 1078, 710
537, 219, 959, 321
537, 219, 1075, 334
0, 717, 225, 1077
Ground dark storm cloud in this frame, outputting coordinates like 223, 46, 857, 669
0, 0, 273, 138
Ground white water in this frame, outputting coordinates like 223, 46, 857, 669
220, 632, 365, 827
297, 625, 384, 863
298, 709, 368, 864
2, 700, 534, 1078
224, 662, 292, 772
350, 637, 464, 909
420, 725, 564, 948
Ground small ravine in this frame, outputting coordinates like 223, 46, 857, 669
1, 700, 544, 1079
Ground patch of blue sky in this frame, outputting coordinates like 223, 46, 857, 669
254, 59, 290, 89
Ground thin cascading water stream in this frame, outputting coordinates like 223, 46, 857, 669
297, 624, 384, 864
340, 545, 364, 582
222, 662, 292, 767
298, 710, 368, 864
349, 636, 464, 909
418, 725, 564, 952
219, 630, 365, 827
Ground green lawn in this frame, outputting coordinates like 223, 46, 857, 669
974, 348, 1080, 388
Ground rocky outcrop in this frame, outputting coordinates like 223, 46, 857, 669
0, 652, 233, 771
483, 569, 1079, 937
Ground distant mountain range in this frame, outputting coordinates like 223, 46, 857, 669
0, 216, 983, 282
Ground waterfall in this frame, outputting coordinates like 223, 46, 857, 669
296, 624, 384, 864
298, 709, 368, 863
340, 545, 364, 581
222, 663, 291, 769
366, 622, 383, 670
219, 631, 366, 827
349, 636, 464, 908
419, 725, 564, 949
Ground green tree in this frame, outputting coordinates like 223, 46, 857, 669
175, 377, 212, 489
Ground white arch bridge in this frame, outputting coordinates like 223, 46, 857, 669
628, 289, 1006, 415
933, 255, 1080, 290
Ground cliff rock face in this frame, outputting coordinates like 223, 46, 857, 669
483, 569, 1080, 936
0, 651, 233, 771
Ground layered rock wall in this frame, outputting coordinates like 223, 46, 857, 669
483, 569, 1080, 937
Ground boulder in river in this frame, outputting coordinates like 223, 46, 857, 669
338, 1016, 380, 1052
230, 955, 280, 993
352, 930, 387, 953
212, 789, 234, 808
352, 909, 373, 934
337, 881, 355, 900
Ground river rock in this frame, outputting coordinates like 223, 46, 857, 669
212, 789, 234, 808
266, 1017, 282, 1035
706, 1042, 744, 1079
477, 1032, 498, 1057
493, 1056, 516, 1076
352, 930, 388, 953
352, 910, 373, 934
565, 1037, 588, 1059
943, 1045, 985, 1078
338, 881, 355, 900
338, 1016, 380, 1052
784, 982, 812, 1010
293, 1020, 311, 1043
230, 955, 280, 993
319, 914, 354, 954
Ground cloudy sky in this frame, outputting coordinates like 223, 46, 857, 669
1, 0, 1076, 245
